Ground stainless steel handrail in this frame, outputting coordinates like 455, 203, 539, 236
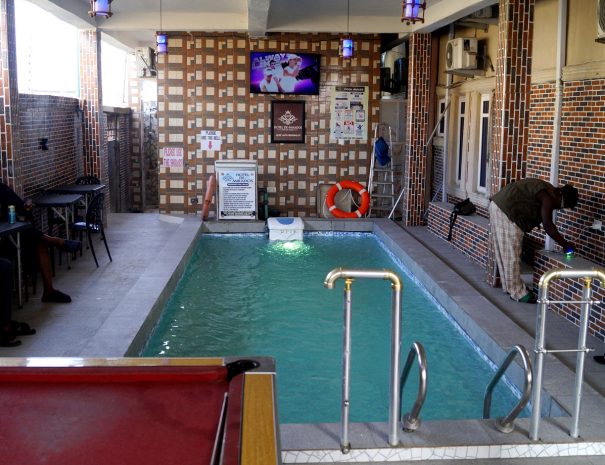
483, 345, 532, 433
399, 341, 428, 431
324, 268, 402, 451
530, 267, 605, 440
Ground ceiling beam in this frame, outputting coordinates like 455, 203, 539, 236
416, 0, 499, 33
247, 0, 272, 38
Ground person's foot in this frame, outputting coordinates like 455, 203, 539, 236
10, 321, 36, 336
41, 289, 72, 303
517, 291, 537, 304
63, 239, 82, 253
0, 326, 21, 347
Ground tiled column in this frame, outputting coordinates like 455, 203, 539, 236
403, 33, 431, 226
128, 54, 143, 211
79, 29, 107, 184
0, 0, 21, 192
487, 0, 535, 286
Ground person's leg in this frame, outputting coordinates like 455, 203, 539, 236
489, 202, 528, 301
0, 258, 20, 346
0, 258, 13, 326
36, 241, 72, 303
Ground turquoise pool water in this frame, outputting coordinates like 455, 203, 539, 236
143, 233, 524, 424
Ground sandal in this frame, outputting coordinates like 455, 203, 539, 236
517, 291, 537, 304
10, 321, 36, 336
42, 290, 72, 303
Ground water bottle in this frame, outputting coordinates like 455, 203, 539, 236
8, 205, 16, 224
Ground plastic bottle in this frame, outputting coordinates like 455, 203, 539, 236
8, 205, 16, 224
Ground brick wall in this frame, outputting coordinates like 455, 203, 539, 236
534, 252, 605, 342
18, 94, 79, 197
525, 79, 605, 268
156, 32, 381, 216
79, 30, 106, 185
428, 202, 490, 268
432, 145, 443, 201
117, 113, 131, 212
404, 33, 432, 226
0, 0, 20, 191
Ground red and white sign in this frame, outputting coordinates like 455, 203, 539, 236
162, 147, 183, 168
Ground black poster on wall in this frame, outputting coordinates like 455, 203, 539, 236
270, 101, 305, 144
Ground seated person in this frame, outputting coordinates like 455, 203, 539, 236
0, 258, 35, 347
0, 182, 81, 303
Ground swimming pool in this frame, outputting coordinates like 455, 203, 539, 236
143, 233, 525, 424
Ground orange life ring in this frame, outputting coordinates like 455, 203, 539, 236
326, 180, 370, 218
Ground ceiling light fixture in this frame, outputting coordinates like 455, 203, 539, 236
401, 0, 426, 25
340, 0, 354, 58
156, 0, 168, 55
88, 0, 113, 18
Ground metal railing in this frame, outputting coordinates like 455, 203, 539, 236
530, 267, 605, 440
399, 341, 428, 431
483, 345, 533, 433
324, 268, 402, 452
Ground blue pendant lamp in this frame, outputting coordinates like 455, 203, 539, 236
88, 0, 113, 18
340, 0, 354, 58
401, 0, 426, 25
156, 0, 168, 55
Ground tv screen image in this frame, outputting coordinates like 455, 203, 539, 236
250, 52, 321, 95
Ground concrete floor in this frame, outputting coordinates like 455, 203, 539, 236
4, 212, 605, 464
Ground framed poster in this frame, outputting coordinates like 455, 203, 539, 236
329, 86, 368, 141
271, 100, 305, 143
215, 160, 258, 220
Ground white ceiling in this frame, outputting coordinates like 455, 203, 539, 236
27, 0, 498, 50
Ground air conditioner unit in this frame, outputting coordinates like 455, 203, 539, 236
135, 47, 157, 78
598, 0, 605, 41
445, 38, 478, 71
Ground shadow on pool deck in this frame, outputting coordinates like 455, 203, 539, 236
4, 213, 605, 464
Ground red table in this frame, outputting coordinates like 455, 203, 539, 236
0, 357, 280, 465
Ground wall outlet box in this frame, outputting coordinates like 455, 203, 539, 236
591, 219, 602, 231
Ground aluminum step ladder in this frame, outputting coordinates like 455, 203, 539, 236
368, 124, 396, 218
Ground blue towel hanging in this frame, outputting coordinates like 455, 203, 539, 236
374, 136, 391, 166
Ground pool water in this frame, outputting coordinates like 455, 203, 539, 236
143, 234, 524, 424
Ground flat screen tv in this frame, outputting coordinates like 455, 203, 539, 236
250, 52, 321, 95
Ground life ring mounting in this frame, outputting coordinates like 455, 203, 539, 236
326, 180, 370, 218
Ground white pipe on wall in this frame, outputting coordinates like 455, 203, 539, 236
545, 0, 567, 251
442, 24, 455, 203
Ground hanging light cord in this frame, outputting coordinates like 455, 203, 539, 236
347, 0, 350, 34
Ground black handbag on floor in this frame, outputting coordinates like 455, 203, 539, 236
447, 198, 476, 241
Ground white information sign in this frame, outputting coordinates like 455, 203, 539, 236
200, 130, 222, 151
215, 160, 258, 220
329, 86, 369, 141
162, 147, 183, 168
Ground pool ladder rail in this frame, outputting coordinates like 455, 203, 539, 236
399, 341, 428, 432
530, 267, 605, 441
324, 268, 430, 452
483, 345, 533, 433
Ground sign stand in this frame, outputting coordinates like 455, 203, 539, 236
215, 161, 258, 220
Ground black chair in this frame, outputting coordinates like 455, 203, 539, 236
74, 175, 101, 220
72, 192, 112, 268
75, 175, 101, 185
